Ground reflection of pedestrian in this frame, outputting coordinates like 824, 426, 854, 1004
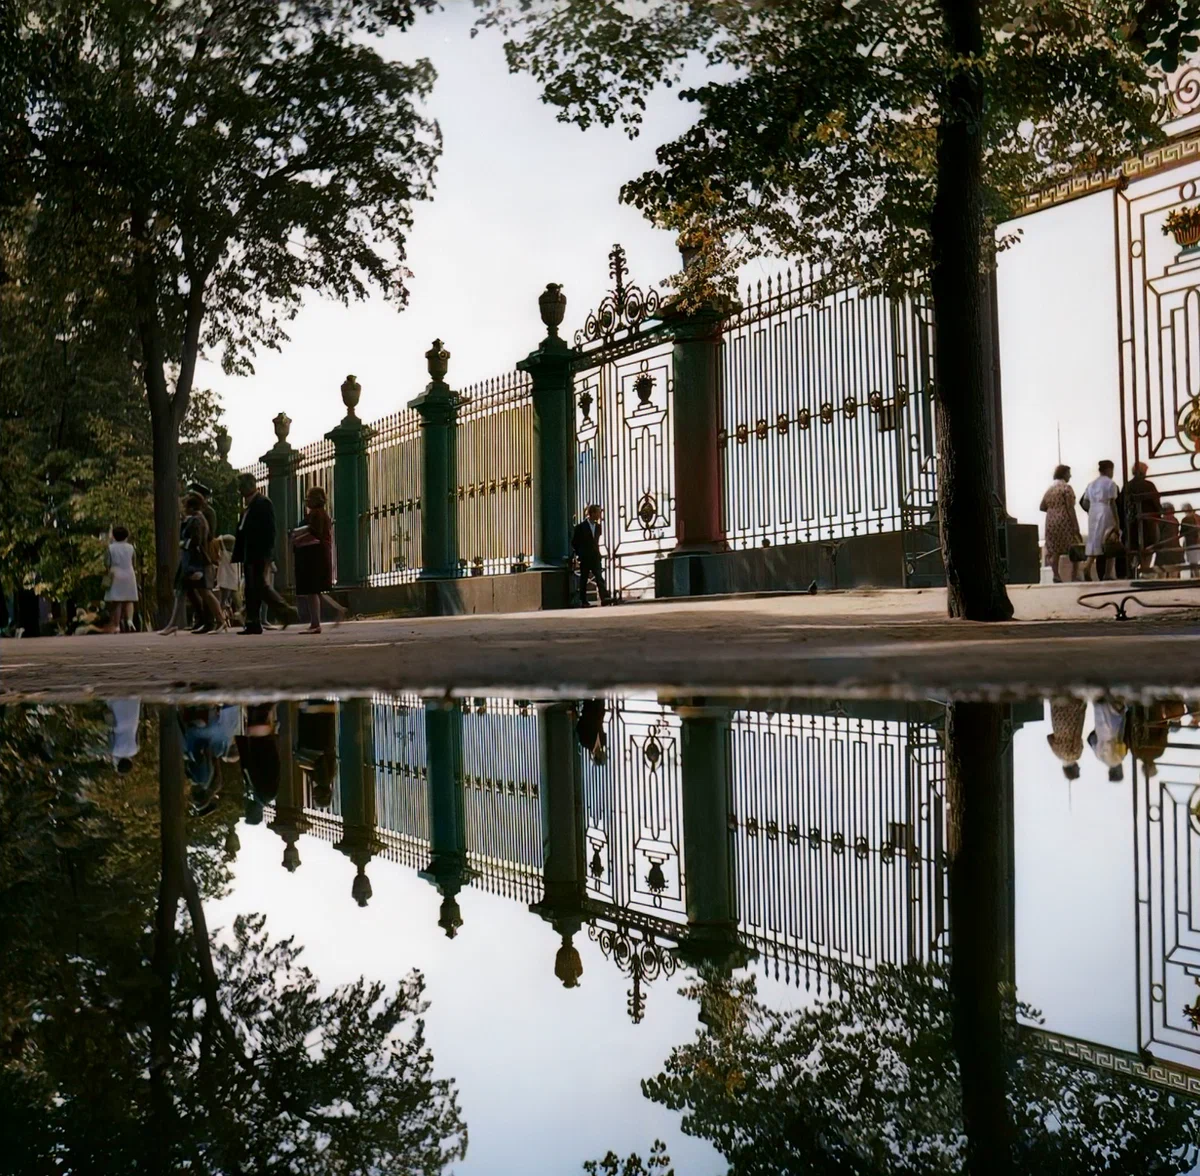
1046, 697, 1085, 780
108, 699, 140, 773
571, 505, 611, 607
1088, 699, 1128, 782
297, 699, 338, 808
235, 703, 281, 804
576, 699, 608, 765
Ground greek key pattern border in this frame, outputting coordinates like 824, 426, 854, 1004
1025, 1027, 1200, 1095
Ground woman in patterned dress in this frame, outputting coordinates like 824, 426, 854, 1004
1039, 464, 1083, 582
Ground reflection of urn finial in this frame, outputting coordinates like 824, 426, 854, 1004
224, 827, 241, 857
539, 283, 567, 337
215, 427, 232, 460
439, 894, 463, 939
272, 412, 292, 444
426, 339, 450, 382
283, 843, 301, 872
340, 373, 362, 416
555, 935, 583, 989
352, 863, 372, 908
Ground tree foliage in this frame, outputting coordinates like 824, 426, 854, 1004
638, 966, 1200, 1175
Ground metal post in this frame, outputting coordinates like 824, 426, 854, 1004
334, 698, 380, 907
409, 340, 459, 579
529, 702, 586, 987
419, 701, 471, 937
262, 412, 298, 595
519, 284, 576, 568
325, 374, 372, 586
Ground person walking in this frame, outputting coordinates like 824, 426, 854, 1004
232, 473, 297, 634
1080, 460, 1122, 581
186, 480, 227, 630
1123, 460, 1161, 578
292, 486, 346, 634
1039, 465, 1083, 583
215, 533, 240, 624
1156, 503, 1184, 578
571, 504, 611, 607
160, 495, 217, 635
1181, 502, 1200, 578
103, 525, 140, 632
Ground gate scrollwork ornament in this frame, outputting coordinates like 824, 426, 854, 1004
1181, 396, 1200, 454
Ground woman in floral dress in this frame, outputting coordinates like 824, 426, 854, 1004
1039, 464, 1083, 582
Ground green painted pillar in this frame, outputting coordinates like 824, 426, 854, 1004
518, 284, 576, 568
675, 702, 748, 971
325, 374, 372, 587
262, 411, 299, 595
419, 701, 471, 937
268, 701, 307, 872
408, 340, 459, 579
334, 699, 381, 907
529, 702, 586, 987
657, 301, 729, 557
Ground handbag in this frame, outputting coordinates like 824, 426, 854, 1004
1067, 543, 1085, 563
1102, 527, 1124, 559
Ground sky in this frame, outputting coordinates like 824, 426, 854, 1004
210, 3, 710, 469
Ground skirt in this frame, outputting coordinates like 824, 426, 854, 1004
294, 541, 333, 595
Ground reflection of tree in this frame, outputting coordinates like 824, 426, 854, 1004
0, 706, 468, 1174
640, 965, 1200, 1175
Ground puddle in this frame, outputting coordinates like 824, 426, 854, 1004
4, 692, 1200, 1172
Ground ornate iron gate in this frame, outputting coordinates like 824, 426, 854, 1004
572, 246, 676, 600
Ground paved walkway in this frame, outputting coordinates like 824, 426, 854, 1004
3, 587, 1198, 702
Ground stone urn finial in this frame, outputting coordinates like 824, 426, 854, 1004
272, 412, 292, 445
340, 373, 362, 416
538, 283, 567, 337
426, 339, 450, 383
215, 427, 232, 460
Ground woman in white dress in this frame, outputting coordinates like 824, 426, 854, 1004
1079, 460, 1120, 582
104, 525, 139, 632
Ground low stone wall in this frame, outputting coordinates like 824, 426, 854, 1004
655, 522, 1041, 598
337, 568, 572, 618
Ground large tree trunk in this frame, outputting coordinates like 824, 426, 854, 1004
150, 403, 180, 627
931, 0, 1014, 621
945, 702, 1014, 1176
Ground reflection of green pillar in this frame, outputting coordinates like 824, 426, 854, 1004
518, 285, 575, 569
269, 702, 307, 872
409, 340, 459, 580
334, 699, 380, 907
325, 375, 372, 587
262, 412, 299, 594
529, 702, 586, 987
676, 704, 748, 974
419, 702, 470, 936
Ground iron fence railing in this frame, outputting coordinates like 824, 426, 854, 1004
455, 372, 535, 577
295, 435, 336, 533
719, 265, 937, 550
364, 408, 423, 586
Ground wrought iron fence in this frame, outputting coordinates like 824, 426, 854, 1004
295, 436, 336, 533
364, 408, 423, 585
460, 697, 543, 901
241, 458, 269, 486
373, 693, 429, 848
719, 265, 938, 551
727, 707, 947, 988
455, 372, 535, 577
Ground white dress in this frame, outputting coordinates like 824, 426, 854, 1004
1082, 475, 1118, 557
216, 549, 240, 591
104, 541, 139, 602
108, 699, 141, 764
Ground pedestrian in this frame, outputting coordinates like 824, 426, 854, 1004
235, 703, 282, 805
1080, 460, 1122, 582
1039, 464, 1084, 583
186, 480, 228, 630
215, 533, 240, 624
571, 504, 611, 607
102, 525, 139, 632
292, 486, 346, 634
1181, 502, 1200, 578
1088, 698, 1128, 782
1046, 696, 1085, 780
107, 698, 141, 773
1156, 503, 1184, 578
1123, 460, 1161, 577
232, 473, 298, 635
160, 495, 218, 635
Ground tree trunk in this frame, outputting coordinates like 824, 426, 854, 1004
151, 405, 180, 627
931, 0, 1014, 621
945, 702, 1014, 1176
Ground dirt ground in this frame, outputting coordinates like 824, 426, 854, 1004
3, 592, 1198, 703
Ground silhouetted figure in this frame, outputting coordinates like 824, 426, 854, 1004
576, 698, 608, 765
233, 472, 297, 634
571, 504, 611, 607
236, 704, 281, 805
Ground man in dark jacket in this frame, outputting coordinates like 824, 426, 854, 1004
1124, 460, 1162, 578
232, 473, 296, 634
571, 504, 611, 607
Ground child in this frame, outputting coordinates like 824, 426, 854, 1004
216, 533, 240, 624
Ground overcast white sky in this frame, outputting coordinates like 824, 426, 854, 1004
209, 3, 712, 469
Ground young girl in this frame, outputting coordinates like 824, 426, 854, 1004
104, 525, 139, 633
216, 533, 240, 624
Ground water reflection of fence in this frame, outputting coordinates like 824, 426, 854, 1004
364, 408, 423, 586
720, 268, 937, 550
456, 372, 535, 577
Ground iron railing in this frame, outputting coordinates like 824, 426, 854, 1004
719, 265, 938, 551
295, 436, 336, 532
364, 408, 423, 585
455, 371, 535, 577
